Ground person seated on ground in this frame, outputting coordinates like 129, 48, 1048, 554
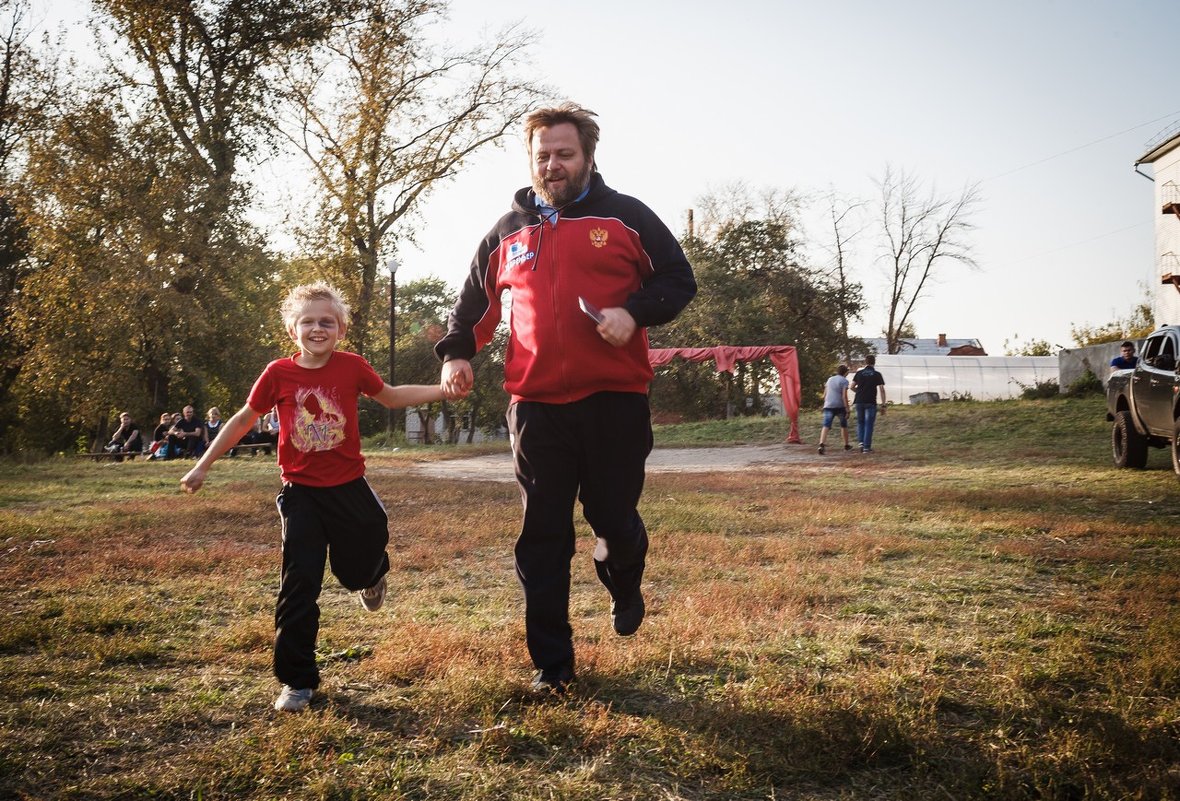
203, 407, 223, 455
170, 405, 205, 459
105, 412, 142, 461
164, 412, 184, 458
1110, 341, 1138, 373
148, 413, 173, 459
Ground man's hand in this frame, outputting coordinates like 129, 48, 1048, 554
441, 359, 474, 398
180, 466, 206, 494
596, 307, 637, 348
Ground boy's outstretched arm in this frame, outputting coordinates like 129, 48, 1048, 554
370, 382, 464, 408
180, 403, 262, 493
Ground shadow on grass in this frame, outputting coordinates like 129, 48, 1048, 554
443, 667, 1180, 799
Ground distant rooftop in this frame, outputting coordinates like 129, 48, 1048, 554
1136, 120, 1180, 165
862, 336, 987, 356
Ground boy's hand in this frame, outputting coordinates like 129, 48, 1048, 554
442, 381, 469, 401
180, 466, 206, 494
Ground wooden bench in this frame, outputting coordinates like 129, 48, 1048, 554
228, 442, 273, 456
68, 442, 273, 461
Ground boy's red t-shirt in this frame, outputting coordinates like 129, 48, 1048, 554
247, 350, 385, 487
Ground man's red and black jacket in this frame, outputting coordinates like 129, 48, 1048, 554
435, 173, 697, 405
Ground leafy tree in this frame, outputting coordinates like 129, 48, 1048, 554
13, 93, 280, 450
875, 166, 981, 354
655, 185, 865, 417
96, 0, 351, 224
1003, 335, 1055, 356
371, 275, 507, 443
92, 0, 350, 362
886, 320, 917, 343
366, 275, 450, 442
1070, 286, 1156, 346
278, 0, 541, 358
0, 0, 57, 448
14, 0, 354, 448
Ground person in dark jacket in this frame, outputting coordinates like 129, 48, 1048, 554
436, 102, 696, 695
105, 412, 142, 461
851, 355, 887, 453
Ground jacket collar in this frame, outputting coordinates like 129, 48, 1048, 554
513, 172, 611, 218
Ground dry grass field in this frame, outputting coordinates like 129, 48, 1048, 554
1, 395, 1178, 800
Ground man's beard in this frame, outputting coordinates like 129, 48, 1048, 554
532, 163, 591, 208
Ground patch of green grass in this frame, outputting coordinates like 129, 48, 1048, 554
1, 395, 1178, 799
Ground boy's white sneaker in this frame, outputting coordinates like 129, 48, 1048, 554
274, 685, 313, 712
358, 575, 386, 612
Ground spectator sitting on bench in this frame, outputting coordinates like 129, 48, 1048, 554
204, 407, 223, 455
163, 412, 183, 458
231, 417, 273, 457
104, 412, 142, 461
149, 413, 173, 459
170, 405, 206, 459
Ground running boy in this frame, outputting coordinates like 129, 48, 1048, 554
181, 282, 464, 712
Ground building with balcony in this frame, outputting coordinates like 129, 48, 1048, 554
1134, 124, 1180, 326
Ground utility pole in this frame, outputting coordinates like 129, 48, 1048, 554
386, 257, 398, 437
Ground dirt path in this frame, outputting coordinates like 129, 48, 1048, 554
403, 443, 857, 483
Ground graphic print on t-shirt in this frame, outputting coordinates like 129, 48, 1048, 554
291, 386, 346, 452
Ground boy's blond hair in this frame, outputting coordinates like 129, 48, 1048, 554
281, 282, 351, 332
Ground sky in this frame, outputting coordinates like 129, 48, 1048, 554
33, 0, 1180, 354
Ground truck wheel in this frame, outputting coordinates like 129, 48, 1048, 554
1112, 411, 1148, 469
1172, 419, 1180, 477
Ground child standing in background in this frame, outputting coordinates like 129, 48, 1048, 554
181, 282, 465, 712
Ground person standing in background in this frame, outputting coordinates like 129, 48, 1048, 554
851, 355, 887, 453
817, 365, 851, 455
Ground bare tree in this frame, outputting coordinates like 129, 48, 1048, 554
822, 190, 866, 351
278, 0, 543, 357
876, 166, 981, 354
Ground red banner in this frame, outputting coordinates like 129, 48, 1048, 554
649, 346, 802, 443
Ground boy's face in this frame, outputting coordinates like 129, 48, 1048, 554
288, 298, 345, 359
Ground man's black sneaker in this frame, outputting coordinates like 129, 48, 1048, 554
530, 662, 575, 695
611, 591, 645, 636
817, 444, 825, 455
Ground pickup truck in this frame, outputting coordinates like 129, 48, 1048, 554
1107, 325, 1180, 476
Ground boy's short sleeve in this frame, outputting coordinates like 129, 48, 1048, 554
247, 365, 277, 414
356, 357, 385, 397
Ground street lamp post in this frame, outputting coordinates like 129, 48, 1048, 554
387, 257, 398, 437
